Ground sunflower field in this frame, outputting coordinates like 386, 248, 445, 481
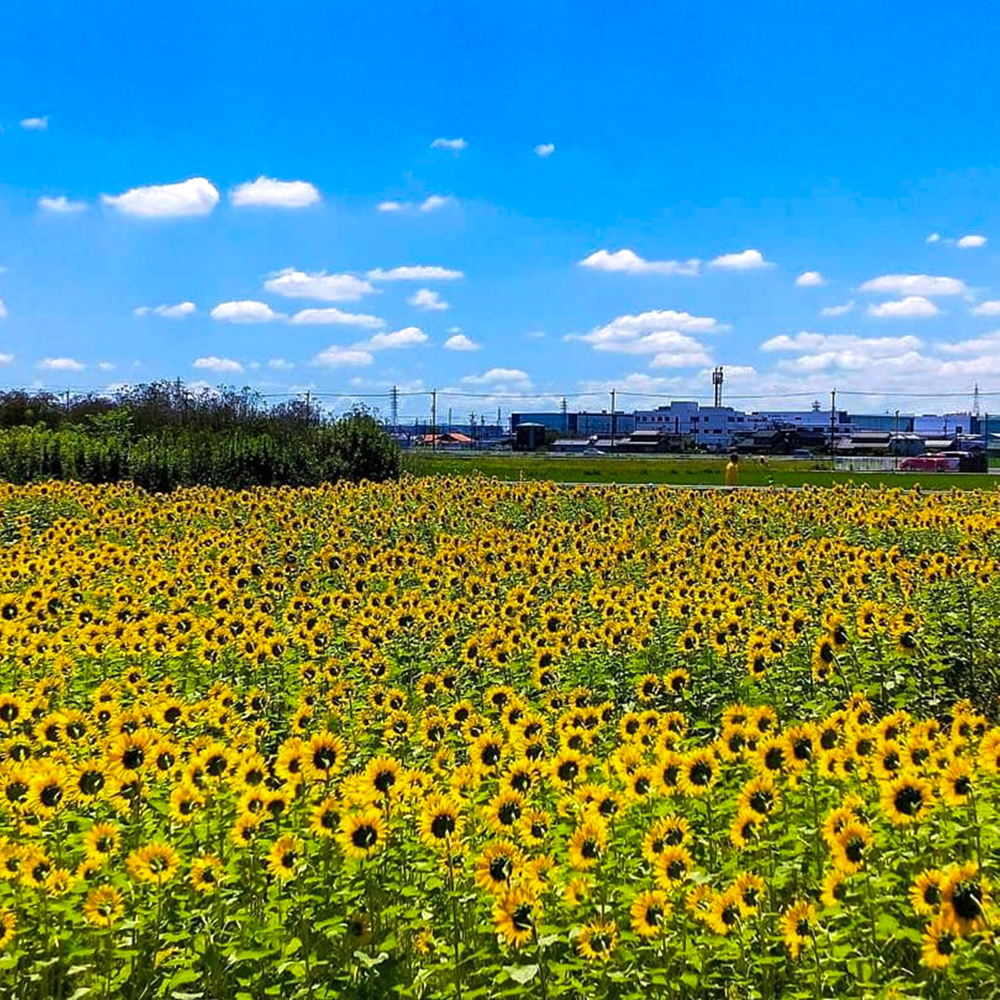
0, 478, 999, 999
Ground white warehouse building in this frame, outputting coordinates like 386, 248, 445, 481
634, 402, 759, 451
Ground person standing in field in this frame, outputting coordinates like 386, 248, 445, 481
725, 452, 740, 487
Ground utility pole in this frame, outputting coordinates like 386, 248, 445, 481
894, 409, 900, 472
469, 412, 476, 448
610, 389, 617, 454
447, 406, 452, 434
431, 390, 437, 451
389, 385, 399, 428
829, 389, 837, 465
560, 397, 568, 435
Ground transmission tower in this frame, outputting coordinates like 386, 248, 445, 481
389, 385, 399, 427
712, 367, 724, 407
973, 383, 981, 419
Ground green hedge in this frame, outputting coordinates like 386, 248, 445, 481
0, 412, 400, 490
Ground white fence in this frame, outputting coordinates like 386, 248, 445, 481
833, 456, 899, 472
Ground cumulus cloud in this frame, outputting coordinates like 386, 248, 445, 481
462, 367, 531, 387
579, 249, 700, 277
210, 300, 283, 323
377, 201, 404, 212
366, 265, 463, 281
135, 302, 196, 319
102, 177, 220, 218
313, 345, 374, 367
431, 137, 467, 150
571, 309, 725, 356
288, 308, 385, 329
20, 117, 48, 131
858, 273, 968, 296
534, 143, 555, 157
0, 300, 6, 319
957, 234, 987, 248
761, 332, 922, 355
0, 352, 13, 364
39, 357, 84, 371
193, 356, 244, 373
820, 301, 854, 316
926, 233, 941, 244
358, 327, 428, 350
39, 196, 87, 214
867, 296, 940, 318
268, 358, 294, 370
708, 248, 773, 270
795, 271, 825, 287
230, 176, 321, 208
443, 333, 480, 351
935, 331, 1000, 355
971, 301, 1000, 316
264, 268, 375, 301
408, 288, 448, 311
420, 195, 455, 212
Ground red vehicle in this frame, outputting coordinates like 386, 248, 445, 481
898, 452, 983, 473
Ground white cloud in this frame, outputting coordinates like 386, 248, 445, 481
762, 332, 922, 355
135, 302, 196, 319
579, 249, 700, 277
534, 143, 555, 158
358, 327, 428, 350
210, 300, 283, 323
268, 358, 295, 370
408, 288, 448, 311
820, 301, 854, 316
0, 352, 14, 364
462, 367, 531, 386
867, 296, 940, 318
39, 196, 87, 214
39, 357, 84, 371
571, 309, 726, 356
366, 265, 463, 281
971, 300, 1000, 316
102, 177, 219, 218
420, 195, 455, 212
957, 234, 987, 248
97, 362, 115, 372
313, 345, 374, 367
443, 333, 480, 351
193, 356, 244, 373
858, 274, 968, 297
264, 268, 375, 301
935, 331, 1000, 355
708, 248, 773, 270
231, 176, 321, 208
926, 233, 941, 244
0, 300, 6, 319
649, 342, 715, 367
431, 138, 467, 151
289, 308, 385, 329
377, 201, 404, 213
20, 117, 48, 131
795, 270, 825, 287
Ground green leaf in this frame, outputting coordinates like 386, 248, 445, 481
505, 964, 539, 985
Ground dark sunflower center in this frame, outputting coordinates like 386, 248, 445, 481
689, 761, 713, 786
313, 748, 338, 771
749, 791, 772, 814
489, 856, 513, 882
40, 783, 62, 807
645, 905, 665, 927
352, 824, 378, 849
374, 770, 395, 793
795, 918, 811, 937
431, 813, 456, 838
894, 785, 923, 815
497, 802, 520, 825
122, 747, 144, 770
952, 882, 982, 922
512, 904, 534, 932
558, 760, 579, 782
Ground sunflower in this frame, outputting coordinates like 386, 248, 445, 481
880, 773, 933, 826
126, 842, 180, 886
941, 863, 989, 935
310, 795, 342, 840
363, 757, 402, 801
302, 731, 346, 781
739, 773, 780, 817
191, 855, 224, 894
940, 758, 975, 807
921, 914, 957, 969
474, 841, 523, 895
83, 822, 121, 859
419, 795, 464, 850
678, 749, 718, 797
643, 815, 690, 863
493, 885, 540, 948
339, 808, 386, 861
832, 821, 874, 875
267, 835, 301, 881
781, 900, 816, 959
485, 790, 524, 835
733, 872, 766, 916
567, 818, 607, 871
821, 869, 846, 909
83, 885, 124, 928
576, 919, 617, 962
653, 845, 694, 888
910, 869, 944, 916
0, 909, 14, 949
630, 889, 670, 939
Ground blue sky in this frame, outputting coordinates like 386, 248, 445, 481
2, 0, 1000, 419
